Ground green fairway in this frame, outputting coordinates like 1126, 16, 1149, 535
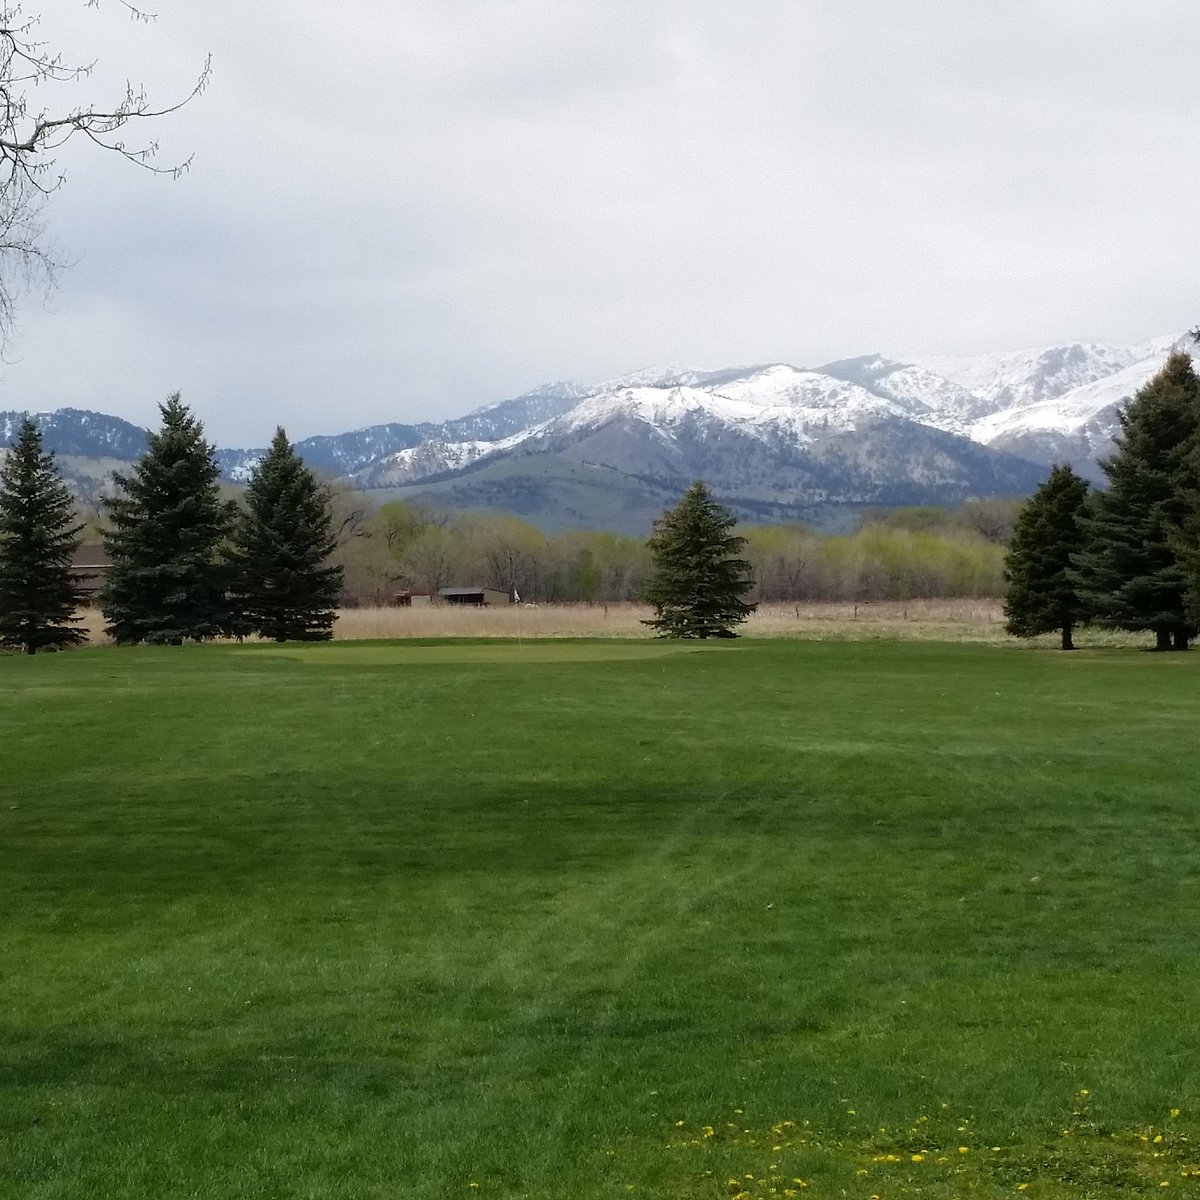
3, 640, 1199, 1198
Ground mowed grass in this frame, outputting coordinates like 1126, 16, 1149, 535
2, 639, 1199, 1198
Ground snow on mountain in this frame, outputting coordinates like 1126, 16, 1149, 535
712, 364, 916, 421
348, 431, 534, 488
816, 355, 987, 430
447, 381, 590, 441
913, 340, 1152, 414
0, 407, 148, 459
544, 367, 921, 443
594, 363, 771, 392
348, 339, 1191, 491
962, 351, 1181, 479
970, 355, 1163, 443
540, 384, 801, 446
12, 333, 1193, 517
215, 449, 263, 483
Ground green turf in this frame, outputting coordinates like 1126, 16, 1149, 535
3, 639, 1199, 1198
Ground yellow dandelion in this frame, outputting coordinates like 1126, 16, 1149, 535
1017, 1185, 1029, 1192
1079, 1089, 1090, 1097
1160, 1182, 1171, 1188
467, 1185, 480, 1191
911, 1152, 924, 1163
1155, 1135, 1165, 1144
959, 1146, 970, 1154
1171, 1108, 1182, 1119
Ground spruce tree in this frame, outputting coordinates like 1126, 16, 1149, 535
228, 428, 342, 641
100, 394, 232, 644
643, 481, 756, 638
1003, 464, 1089, 650
0, 417, 87, 654
1071, 351, 1200, 650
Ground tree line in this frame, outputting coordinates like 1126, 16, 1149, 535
0, 396, 341, 652
331, 499, 1012, 609
1, 399, 1022, 653
1004, 349, 1200, 651
21, 355, 1200, 654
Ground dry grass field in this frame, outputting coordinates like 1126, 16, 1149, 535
76, 598, 1152, 647
73, 599, 1005, 644
331, 598, 1012, 642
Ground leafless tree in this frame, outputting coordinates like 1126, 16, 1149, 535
0, 1, 209, 339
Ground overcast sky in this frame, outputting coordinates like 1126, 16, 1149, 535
2, 1, 1197, 446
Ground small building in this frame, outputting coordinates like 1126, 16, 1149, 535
389, 591, 433, 607
70, 543, 111, 598
438, 586, 512, 607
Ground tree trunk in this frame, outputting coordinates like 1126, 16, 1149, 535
1155, 629, 1172, 651
1174, 629, 1190, 652
1060, 624, 1075, 651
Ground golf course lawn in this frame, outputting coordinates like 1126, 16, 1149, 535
2, 638, 1198, 1198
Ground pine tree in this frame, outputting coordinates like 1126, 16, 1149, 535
100, 394, 232, 645
643, 481, 756, 638
1071, 351, 1200, 650
228, 428, 342, 641
1003, 464, 1090, 650
0, 417, 87, 654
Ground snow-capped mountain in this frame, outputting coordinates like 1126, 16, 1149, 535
5, 333, 1191, 531
966, 353, 1176, 479
0, 408, 149, 460
915, 340, 1150, 414
349, 434, 529, 489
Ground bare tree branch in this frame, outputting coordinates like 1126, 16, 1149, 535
0, 2, 208, 343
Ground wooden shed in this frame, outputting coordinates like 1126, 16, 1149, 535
438, 586, 512, 607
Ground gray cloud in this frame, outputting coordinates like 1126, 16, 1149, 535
1, 0, 1197, 445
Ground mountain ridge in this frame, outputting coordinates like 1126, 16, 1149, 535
2, 334, 1190, 532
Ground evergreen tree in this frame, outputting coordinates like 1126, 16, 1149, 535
100, 394, 232, 644
1003, 464, 1089, 650
1071, 351, 1200, 650
643, 481, 756, 638
228, 428, 342, 641
0, 417, 87, 654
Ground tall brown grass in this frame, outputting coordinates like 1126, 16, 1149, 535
76, 600, 1147, 647
332, 599, 1011, 642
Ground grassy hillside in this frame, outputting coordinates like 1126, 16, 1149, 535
361, 452, 829, 535
3, 640, 1199, 1198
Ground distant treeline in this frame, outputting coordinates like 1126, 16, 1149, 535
330, 494, 1019, 606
